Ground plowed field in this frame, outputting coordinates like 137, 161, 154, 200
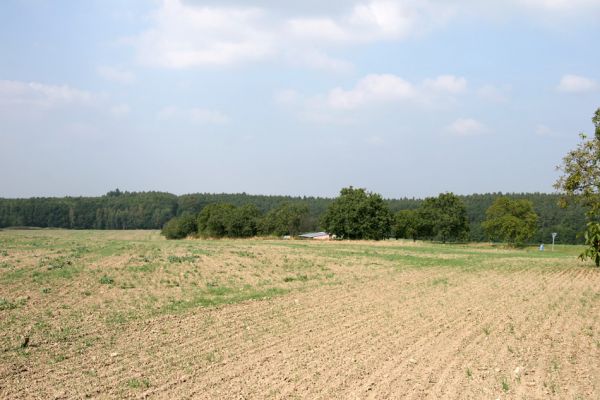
1, 230, 599, 399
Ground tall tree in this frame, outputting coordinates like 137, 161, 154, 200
482, 197, 538, 246
555, 108, 600, 264
417, 193, 469, 242
260, 202, 310, 236
394, 209, 419, 241
321, 187, 393, 240
197, 203, 236, 238
227, 204, 260, 238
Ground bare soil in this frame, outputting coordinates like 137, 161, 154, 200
0, 230, 599, 399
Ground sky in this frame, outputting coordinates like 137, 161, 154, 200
1, 0, 599, 199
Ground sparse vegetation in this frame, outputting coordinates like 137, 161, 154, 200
99, 275, 114, 285
0, 229, 598, 398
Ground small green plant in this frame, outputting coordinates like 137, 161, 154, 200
167, 255, 197, 263
127, 378, 150, 389
0, 298, 16, 310
430, 277, 449, 286
501, 378, 509, 393
41, 287, 51, 294
283, 274, 309, 283
482, 325, 491, 336
466, 367, 472, 378
99, 275, 114, 285
205, 351, 220, 363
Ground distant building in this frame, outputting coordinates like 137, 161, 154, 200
298, 232, 330, 240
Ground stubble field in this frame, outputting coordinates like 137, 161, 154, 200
0, 229, 599, 399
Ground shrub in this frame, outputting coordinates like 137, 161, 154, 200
161, 214, 197, 239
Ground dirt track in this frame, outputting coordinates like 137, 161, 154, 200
3, 264, 599, 399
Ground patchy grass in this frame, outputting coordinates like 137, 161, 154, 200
0, 228, 593, 382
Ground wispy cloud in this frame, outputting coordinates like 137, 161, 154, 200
445, 118, 487, 137
326, 74, 417, 109
423, 75, 467, 94
557, 74, 598, 93
0, 80, 95, 108
287, 73, 468, 112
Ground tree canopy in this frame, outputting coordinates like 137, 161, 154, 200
482, 197, 538, 246
321, 187, 393, 240
259, 202, 310, 236
416, 193, 469, 242
555, 108, 600, 264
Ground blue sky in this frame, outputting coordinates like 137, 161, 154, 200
1, 0, 599, 198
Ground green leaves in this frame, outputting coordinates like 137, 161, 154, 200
580, 222, 600, 266
555, 108, 600, 265
482, 197, 538, 246
321, 187, 393, 240
161, 214, 197, 239
417, 193, 469, 243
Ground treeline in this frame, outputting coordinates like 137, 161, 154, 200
0, 189, 587, 244
162, 202, 311, 239
0, 190, 178, 230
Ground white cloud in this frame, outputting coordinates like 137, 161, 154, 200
132, 1, 274, 68
317, 73, 468, 110
97, 66, 136, 84
128, 0, 598, 71
327, 74, 416, 109
288, 1, 454, 43
277, 73, 472, 122
445, 118, 487, 137
0, 80, 95, 108
557, 74, 598, 93
423, 75, 467, 94
129, 0, 454, 70
158, 106, 229, 124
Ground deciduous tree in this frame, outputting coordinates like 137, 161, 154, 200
482, 197, 538, 246
321, 187, 393, 240
555, 108, 600, 265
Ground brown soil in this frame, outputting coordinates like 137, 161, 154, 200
2, 265, 599, 399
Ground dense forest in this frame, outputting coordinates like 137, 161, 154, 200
0, 189, 586, 244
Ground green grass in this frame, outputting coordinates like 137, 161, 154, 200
99, 275, 114, 285
127, 378, 150, 389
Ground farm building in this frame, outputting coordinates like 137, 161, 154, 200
298, 232, 330, 240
